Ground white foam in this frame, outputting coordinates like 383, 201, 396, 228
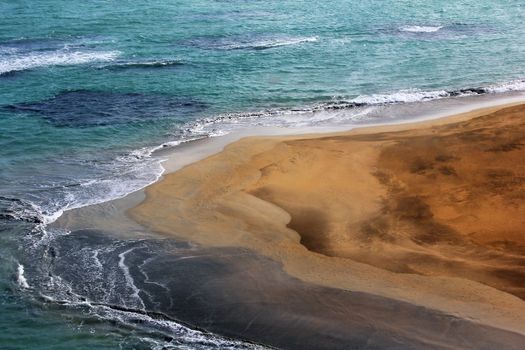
93, 305, 268, 349
35, 157, 164, 226
352, 89, 449, 104
42, 208, 65, 225
92, 250, 104, 270
118, 248, 145, 310
400, 25, 443, 33
17, 263, 30, 289
0, 46, 19, 54
130, 140, 183, 159
485, 79, 525, 93
125, 136, 209, 161
11, 137, 178, 229
38, 282, 266, 349
0, 50, 119, 75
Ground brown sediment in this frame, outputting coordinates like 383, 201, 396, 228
130, 103, 525, 336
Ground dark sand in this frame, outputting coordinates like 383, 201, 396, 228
45, 229, 525, 350
131, 103, 525, 347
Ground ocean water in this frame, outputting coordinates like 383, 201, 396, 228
1, 0, 525, 348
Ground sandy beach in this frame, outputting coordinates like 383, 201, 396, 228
130, 103, 525, 346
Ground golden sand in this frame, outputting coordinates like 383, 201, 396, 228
131, 103, 525, 334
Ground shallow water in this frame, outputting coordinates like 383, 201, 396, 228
2, 1, 525, 348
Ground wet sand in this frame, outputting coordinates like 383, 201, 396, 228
40, 228, 525, 350
131, 103, 525, 346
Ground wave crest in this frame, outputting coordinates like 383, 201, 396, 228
181, 78, 525, 136
399, 25, 443, 33
0, 50, 119, 75
98, 59, 183, 70
226, 36, 318, 50
187, 35, 318, 51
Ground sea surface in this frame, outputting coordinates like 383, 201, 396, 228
1, 1, 525, 349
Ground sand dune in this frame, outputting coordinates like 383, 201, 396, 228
131, 104, 525, 337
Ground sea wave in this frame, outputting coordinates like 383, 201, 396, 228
310, 78, 525, 108
187, 35, 319, 51
0, 50, 119, 75
399, 25, 443, 33
485, 79, 525, 93
183, 78, 525, 133
98, 59, 184, 70
0, 196, 49, 224
351, 89, 449, 104
0, 136, 205, 229
225, 36, 318, 50
174, 78, 525, 146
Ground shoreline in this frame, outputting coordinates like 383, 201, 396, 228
159, 92, 525, 174
53, 91, 525, 230
130, 100, 525, 338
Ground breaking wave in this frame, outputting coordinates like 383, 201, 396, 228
0, 50, 119, 75
182, 77, 525, 135
399, 25, 443, 33
225, 36, 318, 50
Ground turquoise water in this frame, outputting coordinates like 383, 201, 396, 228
1, 1, 525, 348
